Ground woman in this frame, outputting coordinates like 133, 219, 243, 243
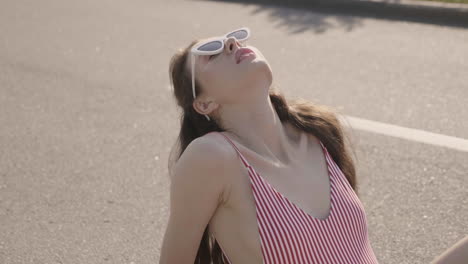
159, 27, 379, 264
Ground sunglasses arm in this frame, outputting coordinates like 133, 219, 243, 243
191, 53, 196, 99
191, 53, 211, 121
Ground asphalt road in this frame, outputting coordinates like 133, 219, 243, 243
0, 0, 467, 263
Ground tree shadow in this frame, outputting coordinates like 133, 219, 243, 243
197, 0, 468, 34
250, 3, 364, 34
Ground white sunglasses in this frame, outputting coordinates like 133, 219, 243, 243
190, 27, 251, 121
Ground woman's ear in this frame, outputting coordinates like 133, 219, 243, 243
193, 97, 219, 116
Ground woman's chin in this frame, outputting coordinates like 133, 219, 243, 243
245, 57, 269, 69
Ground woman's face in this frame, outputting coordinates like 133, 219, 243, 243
186, 36, 272, 108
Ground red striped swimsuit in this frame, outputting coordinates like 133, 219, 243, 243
212, 131, 379, 264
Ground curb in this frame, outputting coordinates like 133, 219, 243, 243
218, 0, 468, 12
353, 0, 468, 11
213, 0, 468, 28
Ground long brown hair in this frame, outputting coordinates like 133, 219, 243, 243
167, 39, 359, 264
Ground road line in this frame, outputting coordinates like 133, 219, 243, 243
338, 115, 468, 152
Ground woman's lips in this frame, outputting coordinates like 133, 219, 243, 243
238, 52, 255, 63
236, 48, 256, 64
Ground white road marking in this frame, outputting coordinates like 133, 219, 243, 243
338, 115, 468, 152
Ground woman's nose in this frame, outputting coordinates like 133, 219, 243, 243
224, 37, 239, 54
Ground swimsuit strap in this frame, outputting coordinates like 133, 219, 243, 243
205, 131, 252, 170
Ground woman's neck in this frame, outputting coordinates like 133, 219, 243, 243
220, 96, 296, 167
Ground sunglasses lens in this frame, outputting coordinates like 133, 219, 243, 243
197, 40, 223, 51
226, 29, 248, 40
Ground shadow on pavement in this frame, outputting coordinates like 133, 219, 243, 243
197, 0, 468, 34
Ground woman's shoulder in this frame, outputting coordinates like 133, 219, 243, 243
175, 132, 239, 204
170, 133, 238, 199
181, 132, 240, 171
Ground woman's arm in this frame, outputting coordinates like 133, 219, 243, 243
159, 136, 231, 264
431, 235, 468, 264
